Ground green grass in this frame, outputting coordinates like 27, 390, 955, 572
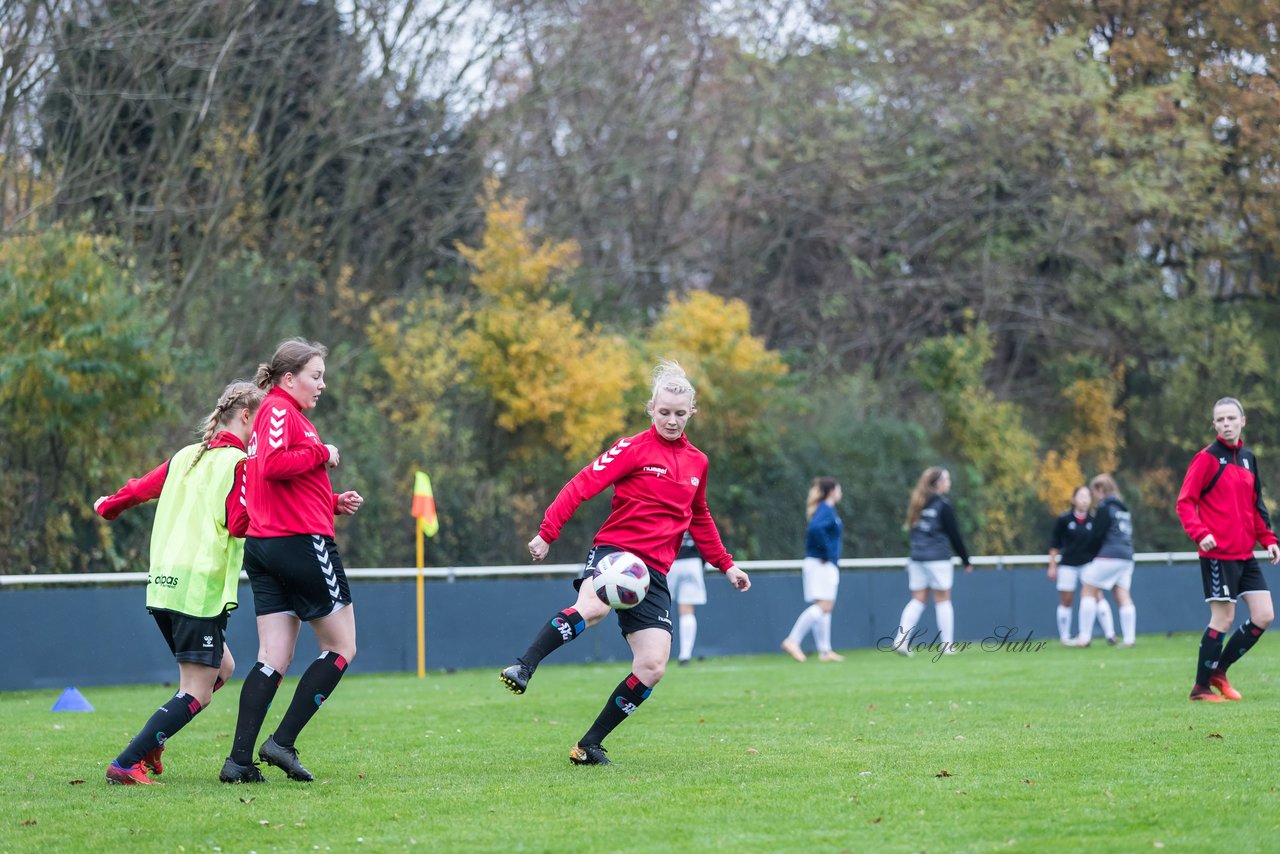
5, 633, 1280, 853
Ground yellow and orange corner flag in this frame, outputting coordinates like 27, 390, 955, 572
411, 470, 438, 679
411, 470, 439, 537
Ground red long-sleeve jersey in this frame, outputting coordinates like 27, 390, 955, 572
95, 432, 249, 536
1176, 436, 1277, 559
246, 386, 338, 538
537, 426, 734, 575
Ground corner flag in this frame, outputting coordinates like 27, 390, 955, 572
412, 471, 439, 537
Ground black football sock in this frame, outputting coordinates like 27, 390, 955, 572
229, 662, 282, 764
271, 651, 349, 748
116, 692, 202, 767
1216, 620, 1265, 673
1194, 628, 1224, 688
581, 672, 651, 747
518, 609, 586, 669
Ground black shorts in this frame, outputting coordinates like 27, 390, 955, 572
1200, 556, 1270, 602
151, 610, 228, 668
575, 545, 674, 638
244, 534, 352, 621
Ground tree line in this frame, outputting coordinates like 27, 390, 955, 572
4, 0, 1279, 574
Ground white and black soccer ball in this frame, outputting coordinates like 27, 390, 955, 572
591, 551, 650, 610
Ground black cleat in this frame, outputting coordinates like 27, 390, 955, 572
499, 663, 533, 694
569, 742, 616, 766
219, 757, 268, 783
258, 736, 314, 782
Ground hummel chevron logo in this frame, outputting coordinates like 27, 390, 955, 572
313, 536, 341, 598
592, 438, 632, 471
269, 409, 287, 449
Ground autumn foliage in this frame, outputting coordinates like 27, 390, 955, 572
457, 190, 638, 461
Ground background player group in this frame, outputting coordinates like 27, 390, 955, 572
1046, 475, 1135, 649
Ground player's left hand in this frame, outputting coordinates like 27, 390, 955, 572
336, 490, 363, 515
1268, 543, 1280, 565
725, 565, 750, 591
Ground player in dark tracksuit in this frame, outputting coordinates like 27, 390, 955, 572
1074, 475, 1135, 646
891, 467, 972, 656
1047, 485, 1115, 645
1176, 397, 1279, 702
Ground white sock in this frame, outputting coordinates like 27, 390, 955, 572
935, 600, 955, 645
786, 605, 823, 648
1077, 596, 1098, 641
815, 611, 833, 654
896, 599, 926, 649
1096, 597, 1115, 639
1056, 605, 1073, 643
1119, 604, 1136, 644
678, 613, 697, 661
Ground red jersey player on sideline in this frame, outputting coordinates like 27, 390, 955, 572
1175, 396, 1280, 702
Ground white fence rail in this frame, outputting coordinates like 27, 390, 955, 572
0, 552, 1207, 587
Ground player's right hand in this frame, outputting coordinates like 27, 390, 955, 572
528, 535, 549, 562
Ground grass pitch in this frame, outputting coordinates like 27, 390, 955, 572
5, 633, 1280, 853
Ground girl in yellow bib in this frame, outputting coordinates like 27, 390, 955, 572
94, 381, 264, 785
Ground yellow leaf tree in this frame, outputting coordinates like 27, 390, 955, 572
643, 290, 788, 447
365, 291, 467, 454
457, 189, 640, 461
1036, 371, 1125, 511
911, 321, 1039, 554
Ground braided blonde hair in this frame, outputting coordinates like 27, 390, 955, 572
189, 381, 266, 471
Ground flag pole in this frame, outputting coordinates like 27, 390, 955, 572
411, 469, 438, 680
416, 516, 426, 679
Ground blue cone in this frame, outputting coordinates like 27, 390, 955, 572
51, 687, 94, 712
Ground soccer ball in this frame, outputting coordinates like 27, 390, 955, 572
591, 551, 650, 610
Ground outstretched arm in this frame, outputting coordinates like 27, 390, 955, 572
94, 460, 170, 520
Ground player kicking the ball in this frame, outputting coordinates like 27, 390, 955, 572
499, 360, 750, 765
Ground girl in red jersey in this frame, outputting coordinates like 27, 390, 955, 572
1176, 397, 1280, 702
221, 339, 364, 784
94, 380, 264, 785
499, 360, 751, 766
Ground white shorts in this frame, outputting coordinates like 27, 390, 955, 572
801, 557, 840, 602
667, 557, 707, 606
1055, 564, 1083, 593
907, 559, 954, 592
1081, 557, 1133, 591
